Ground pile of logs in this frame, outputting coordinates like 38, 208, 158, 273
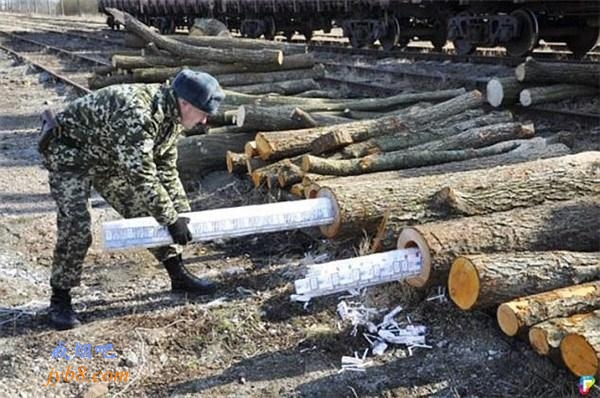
486, 57, 600, 107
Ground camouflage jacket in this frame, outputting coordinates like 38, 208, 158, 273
55, 84, 189, 226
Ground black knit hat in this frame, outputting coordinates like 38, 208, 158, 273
172, 69, 225, 115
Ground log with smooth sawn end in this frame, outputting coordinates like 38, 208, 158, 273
561, 323, 600, 376
448, 251, 600, 311
516, 56, 600, 87
497, 280, 600, 337
395, 196, 600, 287
520, 84, 599, 107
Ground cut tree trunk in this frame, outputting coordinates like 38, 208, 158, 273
303, 140, 519, 176
410, 122, 534, 152
316, 152, 600, 243
218, 65, 324, 87
520, 84, 598, 107
229, 79, 320, 95
250, 156, 302, 188
112, 54, 207, 69
342, 109, 507, 158
176, 132, 255, 179
496, 280, 600, 337
516, 56, 600, 87
106, 8, 283, 66
225, 151, 248, 174
486, 77, 530, 107
448, 251, 600, 311
561, 325, 600, 376
245, 141, 258, 158
529, 310, 600, 358
256, 90, 484, 160
395, 196, 600, 287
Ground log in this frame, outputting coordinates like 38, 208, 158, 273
112, 54, 207, 69
497, 281, 600, 337
529, 310, 600, 358
410, 122, 535, 152
486, 77, 530, 107
395, 196, 600, 287
229, 79, 320, 95
176, 132, 255, 179
561, 324, 600, 376
244, 141, 258, 158
291, 107, 317, 127
448, 251, 600, 311
245, 157, 267, 175
218, 65, 324, 87
250, 157, 302, 188
277, 162, 308, 188
207, 126, 252, 135
256, 90, 483, 160
289, 183, 306, 197
225, 151, 248, 174
341, 109, 506, 158
316, 152, 600, 242
302, 140, 519, 176
207, 107, 242, 127
515, 57, 600, 87
106, 8, 283, 66
520, 84, 598, 107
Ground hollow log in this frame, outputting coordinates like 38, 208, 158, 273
256, 90, 484, 160
497, 280, 600, 337
176, 132, 255, 179
561, 325, 600, 376
411, 122, 534, 152
486, 77, 530, 107
395, 196, 600, 287
303, 140, 519, 176
229, 79, 320, 95
515, 57, 600, 87
106, 8, 283, 65
529, 310, 600, 358
316, 152, 600, 243
448, 251, 600, 311
520, 84, 598, 107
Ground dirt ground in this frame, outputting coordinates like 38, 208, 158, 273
0, 46, 597, 398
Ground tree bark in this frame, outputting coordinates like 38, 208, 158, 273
529, 310, 600, 358
250, 156, 302, 188
256, 90, 483, 160
229, 79, 320, 95
520, 84, 598, 107
112, 54, 206, 69
496, 280, 600, 337
341, 109, 505, 158
176, 132, 255, 179
561, 325, 600, 376
225, 151, 248, 174
515, 56, 600, 87
448, 251, 600, 311
486, 77, 530, 107
316, 152, 600, 242
106, 8, 283, 66
395, 196, 600, 287
303, 140, 519, 176
410, 122, 534, 152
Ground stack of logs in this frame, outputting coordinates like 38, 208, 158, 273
104, 9, 599, 377
486, 57, 600, 108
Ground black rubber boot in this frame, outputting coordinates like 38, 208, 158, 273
163, 255, 217, 295
49, 288, 81, 330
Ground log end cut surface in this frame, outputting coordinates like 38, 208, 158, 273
486, 79, 504, 107
316, 188, 341, 237
397, 228, 432, 288
561, 333, 599, 376
497, 303, 520, 336
448, 256, 480, 310
528, 327, 551, 355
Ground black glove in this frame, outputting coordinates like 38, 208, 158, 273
167, 217, 193, 245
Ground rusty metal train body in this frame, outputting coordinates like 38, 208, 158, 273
98, 1, 600, 57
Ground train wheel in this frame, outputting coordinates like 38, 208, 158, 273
430, 19, 447, 51
284, 31, 295, 41
264, 17, 276, 40
506, 9, 539, 57
453, 38, 475, 55
566, 26, 599, 58
379, 16, 400, 51
397, 37, 410, 50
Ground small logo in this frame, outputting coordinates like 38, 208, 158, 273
579, 376, 596, 396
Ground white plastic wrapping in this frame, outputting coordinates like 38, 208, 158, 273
101, 197, 335, 250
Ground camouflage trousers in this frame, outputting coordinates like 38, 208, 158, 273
44, 141, 182, 290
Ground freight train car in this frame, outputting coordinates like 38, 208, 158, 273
97, 0, 600, 57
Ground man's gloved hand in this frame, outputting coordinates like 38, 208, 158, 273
167, 217, 193, 245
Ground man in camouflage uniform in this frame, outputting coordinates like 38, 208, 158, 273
40, 69, 225, 330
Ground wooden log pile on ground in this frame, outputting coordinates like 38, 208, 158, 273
486, 57, 600, 107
